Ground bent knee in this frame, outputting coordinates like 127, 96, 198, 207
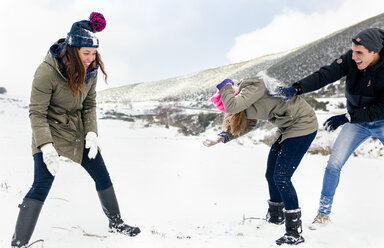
273, 175, 292, 189
265, 171, 274, 182
324, 166, 342, 177
325, 157, 344, 173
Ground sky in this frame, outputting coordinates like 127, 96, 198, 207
1, 0, 384, 96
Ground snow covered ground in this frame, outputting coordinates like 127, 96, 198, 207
1, 95, 384, 248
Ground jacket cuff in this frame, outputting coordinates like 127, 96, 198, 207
292, 83, 303, 95
218, 131, 230, 143
35, 136, 54, 150
217, 79, 234, 91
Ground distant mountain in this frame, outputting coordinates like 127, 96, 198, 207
97, 52, 284, 103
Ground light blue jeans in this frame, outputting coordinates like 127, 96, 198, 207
318, 120, 384, 215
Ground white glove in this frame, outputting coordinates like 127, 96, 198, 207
85, 132, 98, 159
40, 143, 60, 176
203, 135, 225, 147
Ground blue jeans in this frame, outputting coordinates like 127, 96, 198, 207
25, 148, 113, 202
319, 120, 384, 215
265, 131, 317, 210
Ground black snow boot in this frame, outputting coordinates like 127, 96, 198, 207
276, 208, 304, 246
97, 186, 141, 237
11, 198, 43, 248
266, 200, 285, 225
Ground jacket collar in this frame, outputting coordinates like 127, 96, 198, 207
367, 54, 384, 72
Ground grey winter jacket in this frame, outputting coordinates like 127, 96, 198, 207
29, 49, 98, 164
220, 77, 318, 143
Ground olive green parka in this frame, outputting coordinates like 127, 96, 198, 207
29, 48, 98, 164
220, 77, 318, 143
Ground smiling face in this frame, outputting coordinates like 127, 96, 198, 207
78, 47, 97, 69
351, 43, 380, 70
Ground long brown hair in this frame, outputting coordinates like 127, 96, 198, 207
60, 46, 108, 96
222, 110, 248, 136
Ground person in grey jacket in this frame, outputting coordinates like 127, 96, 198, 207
204, 77, 318, 245
11, 12, 140, 248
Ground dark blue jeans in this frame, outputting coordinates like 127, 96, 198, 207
25, 148, 113, 202
265, 131, 316, 210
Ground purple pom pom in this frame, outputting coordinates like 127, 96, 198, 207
89, 12, 106, 32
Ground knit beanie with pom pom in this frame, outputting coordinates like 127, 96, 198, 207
66, 12, 106, 48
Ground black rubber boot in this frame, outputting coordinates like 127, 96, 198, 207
276, 208, 305, 246
97, 186, 141, 237
266, 200, 285, 225
11, 198, 43, 247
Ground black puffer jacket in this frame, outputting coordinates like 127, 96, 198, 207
295, 49, 384, 123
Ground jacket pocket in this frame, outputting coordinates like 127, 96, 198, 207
48, 119, 77, 142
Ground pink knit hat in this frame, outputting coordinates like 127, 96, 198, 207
210, 86, 238, 113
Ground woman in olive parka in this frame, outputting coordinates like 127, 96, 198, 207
204, 76, 318, 246
11, 12, 140, 248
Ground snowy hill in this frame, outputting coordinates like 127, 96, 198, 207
97, 52, 287, 103
1, 94, 384, 248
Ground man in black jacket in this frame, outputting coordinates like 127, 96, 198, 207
271, 28, 384, 230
